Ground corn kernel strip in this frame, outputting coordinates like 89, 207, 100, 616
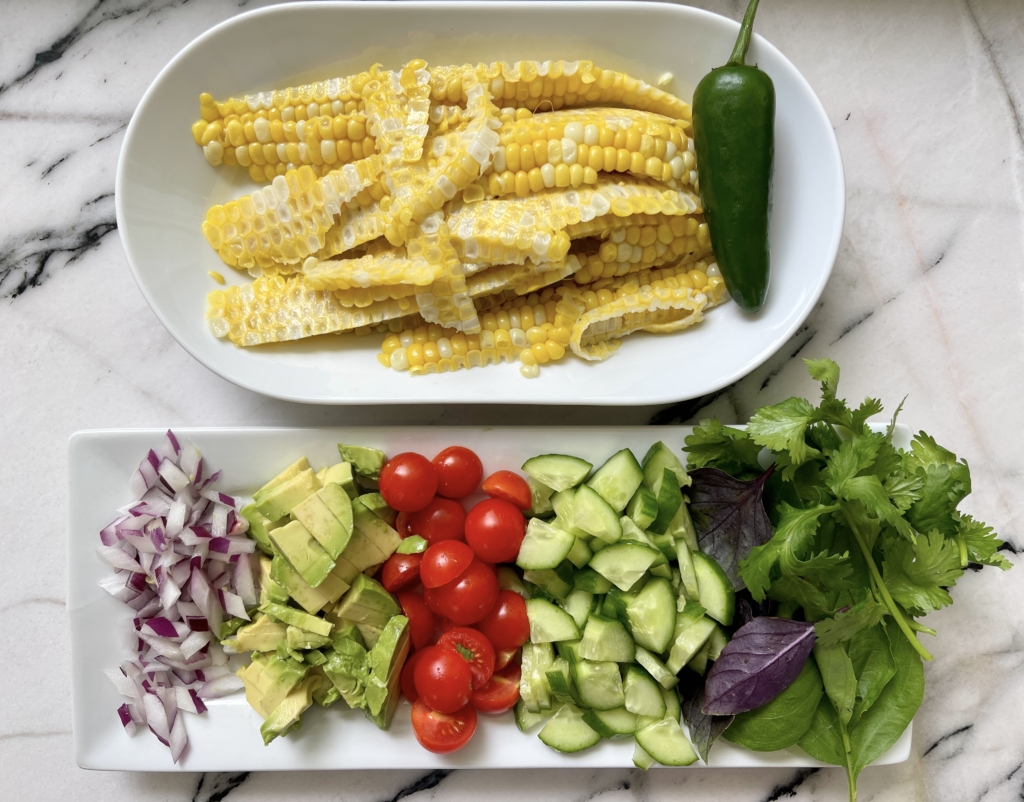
410, 213, 479, 332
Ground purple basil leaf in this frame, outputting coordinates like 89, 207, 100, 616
689, 466, 775, 591
681, 685, 734, 763
703, 617, 816, 716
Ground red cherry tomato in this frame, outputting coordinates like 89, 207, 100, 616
464, 499, 527, 563
398, 591, 436, 651
414, 644, 474, 714
407, 497, 467, 546
431, 446, 483, 499
494, 647, 520, 671
423, 558, 499, 625
401, 649, 425, 703
396, 511, 414, 538
476, 589, 531, 651
420, 541, 475, 589
411, 699, 477, 754
381, 553, 422, 594
379, 452, 438, 512
471, 662, 522, 714
438, 627, 495, 689
482, 470, 533, 510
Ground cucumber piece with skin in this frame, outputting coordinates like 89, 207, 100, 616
556, 638, 583, 666
517, 518, 575, 571
624, 665, 667, 718
545, 657, 581, 705
538, 704, 602, 752
662, 684, 682, 723
497, 566, 528, 597
527, 598, 581, 643
561, 589, 595, 629
625, 576, 677, 654
523, 561, 575, 600
667, 499, 698, 551
601, 587, 636, 627
526, 476, 556, 518
573, 567, 612, 595
521, 642, 555, 712
650, 564, 672, 579
651, 532, 677, 561
633, 741, 656, 770
626, 485, 659, 530
523, 455, 593, 492
667, 616, 717, 674
708, 624, 729, 661
589, 541, 662, 591
641, 441, 690, 489
692, 551, 736, 626
515, 698, 552, 732
583, 706, 638, 738
578, 615, 635, 663
647, 468, 683, 535
550, 488, 575, 521
565, 536, 593, 569
634, 646, 679, 690
675, 539, 700, 600
586, 449, 644, 513
635, 717, 698, 766
574, 660, 626, 711
688, 638, 713, 675
572, 484, 622, 544
619, 518, 668, 566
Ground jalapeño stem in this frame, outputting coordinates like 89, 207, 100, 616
728, 0, 762, 66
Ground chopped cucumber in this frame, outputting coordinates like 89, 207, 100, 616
526, 476, 556, 518
641, 441, 690, 489
574, 660, 626, 711
545, 657, 581, 705
661, 684, 681, 723
586, 449, 644, 512
647, 468, 683, 535
498, 566, 528, 597
625, 577, 677, 654
692, 551, 735, 626
649, 564, 672, 579
527, 598, 580, 643
517, 518, 575, 570
579, 615, 635, 663
572, 485, 622, 544
688, 638, 712, 675
550, 488, 576, 521
635, 717, 698, 766
561, 589, 595, 629
619, 518, 668, 566
515, 698, 552, 732
538, 704, 602, 752
624, 666, 667, 718
583, 706, 638, 738
523, 454, 592, 492
633, 741, 656, 770
565, 536, 593, 569
651, 532, 677, 561
708, 624, 728, 661
589, 541, 661, 591
523, 562, 575, 600
573, 567, 612, 595
667, 616, 717, 674
666, 499, 698, 551
556, 638, 583, 666
626, 485, 659, 530
601, 587, 636, 627
634, 646, 679, 689
520, 642, 555, 713
675, 539, 700, 600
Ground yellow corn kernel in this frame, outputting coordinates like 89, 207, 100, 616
520, 349, 537, 366
531, 342, 550, 364
546, 341, 566, 360
406, 343, 425, 367
423, 342, 440, 363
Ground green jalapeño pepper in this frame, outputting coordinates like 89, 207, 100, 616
692, 0, 774, 313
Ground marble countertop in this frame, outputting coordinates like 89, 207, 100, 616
2, 0, 1023, 799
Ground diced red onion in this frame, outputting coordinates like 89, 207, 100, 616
233, 555, 257, 608
198, 673, 244, 700
181, 630, 212, 659
160, 430, 181, 459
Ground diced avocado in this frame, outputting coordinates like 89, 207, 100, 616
641, 441, 690, 489
240, 503, 281, 555
258, 555, 291, 606
322, 634, 369, 708
333, 574, 401, 630
255, 468, 321, 521
286, 625, 333, 651
259, 601, 334, 637
339, 528, 387, 572
365, 615, 411, 727
235, 614, 287, 652
312, 669, 341, 707
271, 554, 350, 614
253, 457, 311, 505
237, 652, 308, 719
330, 553, 362, 584
358, 493, 397, 526
352, 499, 402, 559
323, 461, 359, 499
260, 673, 324, 745
354, 621, 385, 649
396, 535, 428, 554
319, 483, 354, 536
269, 520, 336, 588
647, 468, 684, 535
338, 444, 386, 480
291, 492, 351, 560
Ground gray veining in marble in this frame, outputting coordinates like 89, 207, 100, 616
1, 0, 1023, 799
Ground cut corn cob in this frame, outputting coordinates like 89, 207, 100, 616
410, 213, 479, 333
314, 197, 391, 261
202, 157, 383, 271
302, 247, 441, 290
569, 216, 712, 283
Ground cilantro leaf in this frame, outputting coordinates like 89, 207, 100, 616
881, 532, 963, 615
814, 594, 889, 648
882, 472, 924, 513
834, 476, 916, 541
806, 357, 840, 401
958, 515, 1012, 570
903, 432, 971, 537
747, 397, 821, 467
823, 435, 881, 491
740, 503, 837, 601
851, 398, 884, 432
768, 575, 830, 621
684, 420, 764, 478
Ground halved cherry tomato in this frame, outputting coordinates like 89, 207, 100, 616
431, 446, 483, 499
407, 497, 467, 546
464, 498, 527, 563
433, 616, 459, 639
494, 647, 520, 672
476, 589, 531, 650
423, 557, 499, 625
482, 470, 532, 511
411, 699, 477, 754
414, 644, 474, 714
420, 541, 475, 589
438, 627, 495, 689
471, 662, 522, 714
401, 649, 425, 702
398, 592, 436, 650
379, 452, 438, 512
381, 553, 422, 594
396, 511, 414, 538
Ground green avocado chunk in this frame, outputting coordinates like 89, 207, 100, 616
338, 444, 386, 480
255, 468, 321, 521
269, 520, 336, 588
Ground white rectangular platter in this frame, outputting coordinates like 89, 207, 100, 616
70, 427, 911, 771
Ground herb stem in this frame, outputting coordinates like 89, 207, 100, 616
907, 620, 937, 637
839, 502, 933, 661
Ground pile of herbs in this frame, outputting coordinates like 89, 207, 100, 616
678, 359, 1011, 801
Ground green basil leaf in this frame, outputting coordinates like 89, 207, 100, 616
723, 658, 823, 752
813, 643, 857, 726
797, 693, 846, 767
847, 622, 895, 727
